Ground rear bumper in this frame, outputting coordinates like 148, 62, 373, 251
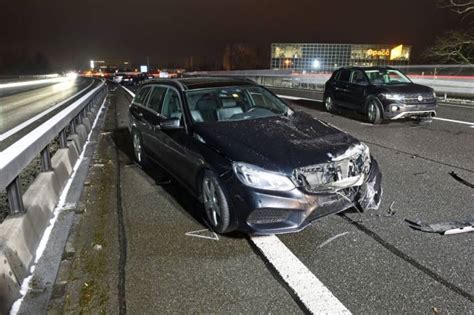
383, 102, 437, 120
228, 159, 382, 235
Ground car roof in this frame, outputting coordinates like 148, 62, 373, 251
141, 76, 258, 91
337, 66, 397, 71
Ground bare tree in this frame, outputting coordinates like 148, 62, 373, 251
424, 30, 474, 64
437, 0, 474, 22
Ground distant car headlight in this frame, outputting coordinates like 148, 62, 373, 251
382, 93, 405, 101
233, 162, 295, 191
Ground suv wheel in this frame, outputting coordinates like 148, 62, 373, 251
366, 99, 383, 124
202, 170, 231, 234
324, 95, 335, 113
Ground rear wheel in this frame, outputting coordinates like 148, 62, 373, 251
366, 99, 383, 124
202, 171, 231, 234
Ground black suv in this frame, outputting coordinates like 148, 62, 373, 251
324, 67, 437, 124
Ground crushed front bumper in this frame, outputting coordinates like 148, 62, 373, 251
229, 159, 382, 235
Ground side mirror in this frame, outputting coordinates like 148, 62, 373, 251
159, 117, 182, 130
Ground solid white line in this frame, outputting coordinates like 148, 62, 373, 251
0, 80, 94, 141
432, 117, 474, 126
277, 94, 322, 102
121, 85, 136, 97
250, 235, 351, 314
10, 95, 108, 314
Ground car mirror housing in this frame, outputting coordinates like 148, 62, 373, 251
159, 117, 182, 130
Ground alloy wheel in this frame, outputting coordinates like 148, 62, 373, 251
325, 96, 333, 112
367, 102, 376, 122
133, 132, 142, 163
202, 178, 221, 227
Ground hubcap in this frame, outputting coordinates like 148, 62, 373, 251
203, 178, 220, 227
368, 102, 376, 122
133, 133, 142, 163
325, 96, 333, 111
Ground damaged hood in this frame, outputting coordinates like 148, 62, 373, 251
193, 111, 360, 174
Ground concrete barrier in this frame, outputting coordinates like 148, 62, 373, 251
0, 91, 105, 312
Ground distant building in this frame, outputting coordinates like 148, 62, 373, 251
270, 43, 411, 72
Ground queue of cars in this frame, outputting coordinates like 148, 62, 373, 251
124, 67, 436, 235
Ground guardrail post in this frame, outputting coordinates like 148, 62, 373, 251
59, 129, 67, 148
40, 145, 52, 172
7, 178, 25, 215
70, 119, 76, 134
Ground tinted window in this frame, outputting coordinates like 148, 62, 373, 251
134, 87, 151, 105
147, 86, 167, 112
338, 70, 351, 82
161, 89, 182, 119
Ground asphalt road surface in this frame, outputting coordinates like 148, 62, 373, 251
0, 77, 95, 148
62, 83, 474, 314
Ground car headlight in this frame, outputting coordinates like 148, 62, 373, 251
233, 162, 295, 191
382, 93, 404, 101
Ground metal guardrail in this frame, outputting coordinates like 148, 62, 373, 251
189, 65, 474, 99
0, 79, 106, 215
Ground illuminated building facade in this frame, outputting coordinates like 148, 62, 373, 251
271, 43, 411, 72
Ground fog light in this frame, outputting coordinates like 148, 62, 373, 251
391, 105, 399, 112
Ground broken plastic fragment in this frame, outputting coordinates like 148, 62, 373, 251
405, 219, 474, 235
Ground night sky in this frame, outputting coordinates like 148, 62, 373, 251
0, 0, 462, 71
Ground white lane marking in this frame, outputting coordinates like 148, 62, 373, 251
185, 229, 219, 241
318, 232, 350, 249
10, 95, 108, 314
432, 117, 474, 126
250, 235, 351, 314
0, 81, 94, 141
121, 85, 136, 97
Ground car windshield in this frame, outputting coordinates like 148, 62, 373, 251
185, 86, 293, 123
364, 69, 411, 85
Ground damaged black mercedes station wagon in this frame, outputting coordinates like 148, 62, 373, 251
128, 77, 383, 234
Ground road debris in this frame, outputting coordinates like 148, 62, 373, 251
405, 219, 474, 235
93, 244, 103, 251
318, 232, 349, 249
449, 171, 474, 189
185, 229, 219, 241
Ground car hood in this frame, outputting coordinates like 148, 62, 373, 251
377, 83, 433, 94
193, 111, 360, 174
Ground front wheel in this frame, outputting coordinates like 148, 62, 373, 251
202, 171, 231, 234
366, 99, 383, 124
324, 95, 335, 113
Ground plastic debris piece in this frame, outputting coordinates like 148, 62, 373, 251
405, 219, 474, 235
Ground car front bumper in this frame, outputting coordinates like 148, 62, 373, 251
227, 159, 382, 235
383, 102, 437, 120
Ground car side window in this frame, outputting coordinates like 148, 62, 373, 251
338, 70, 351, 82
134, 87, 151, 105
350, 70, 367, 85
147, 86, 167, 113
161, 89, 182, 120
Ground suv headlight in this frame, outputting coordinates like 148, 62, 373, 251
233, 162, 295, 191
382, 93, 404, 101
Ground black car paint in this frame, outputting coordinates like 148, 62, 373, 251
324, 67, 437, 120
129, 77, 382, 234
